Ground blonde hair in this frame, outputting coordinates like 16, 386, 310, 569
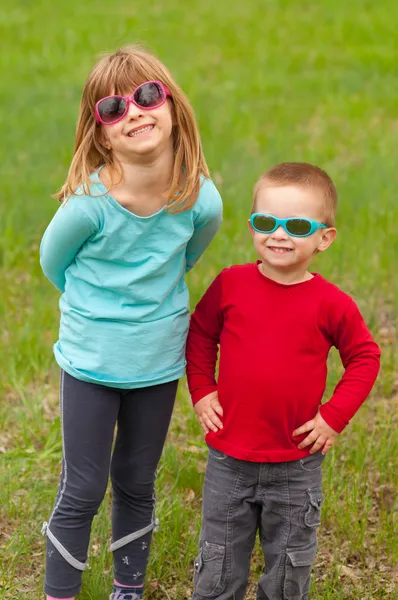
253, 162, 338, 227
55, 45, 210, 212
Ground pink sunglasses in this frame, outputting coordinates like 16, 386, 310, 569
95, 80, 171, 126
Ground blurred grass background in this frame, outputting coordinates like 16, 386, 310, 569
0, 0, 397, 598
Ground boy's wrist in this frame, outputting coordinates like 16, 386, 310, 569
191, 385, 218, 406
319, 404, 346, 434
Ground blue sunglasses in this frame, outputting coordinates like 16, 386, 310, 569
250, 213, 328, 237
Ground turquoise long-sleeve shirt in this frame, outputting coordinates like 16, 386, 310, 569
40, 172, 222, 388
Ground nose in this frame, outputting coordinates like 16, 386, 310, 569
271, 225, 289, 240
126, 100, 144, 120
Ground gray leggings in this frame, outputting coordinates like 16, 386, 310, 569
43, 370, 178, 598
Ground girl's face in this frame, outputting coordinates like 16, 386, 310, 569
100, 87, 175, 163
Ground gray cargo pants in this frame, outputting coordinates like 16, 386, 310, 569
193, 446, 324, 600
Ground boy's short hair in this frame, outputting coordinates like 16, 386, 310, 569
253, 162, 338, 227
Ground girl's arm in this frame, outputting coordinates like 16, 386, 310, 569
40, 199, 97, 292
185, 180, 222, 272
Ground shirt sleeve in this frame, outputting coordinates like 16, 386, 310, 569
185, 180, 223, 272
319, 297, 381, 433
40, 198, 97, 292
186, 273, 224, 404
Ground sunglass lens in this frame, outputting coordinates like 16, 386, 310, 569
252, 215, 276, 233
286, 219, 311, 236
134, 82, 165, 108
98, 97, 127, 123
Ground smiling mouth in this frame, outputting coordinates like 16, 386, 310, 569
267, 246, 293, 253
128, 124, 154, 137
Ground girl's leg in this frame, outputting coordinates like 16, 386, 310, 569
43, 371, 120, 598
110, 380, 178, 590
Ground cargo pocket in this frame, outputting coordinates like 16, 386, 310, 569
208, 446, 228, 461
299, 452, 324, 472
299, 489, 324, 529
193, 541, 226, 597
283, 543, 317, 600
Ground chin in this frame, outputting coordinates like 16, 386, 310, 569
128, 142, 160, 156
265, 255, 294, 265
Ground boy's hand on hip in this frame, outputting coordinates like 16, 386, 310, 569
293, 411, 338, 455
194, 392, 223, 434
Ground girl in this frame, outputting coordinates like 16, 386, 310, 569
40, 45, 222, 600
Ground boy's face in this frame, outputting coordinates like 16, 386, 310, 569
248, 184, 336, 274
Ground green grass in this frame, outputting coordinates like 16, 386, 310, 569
0, 0, 397, 598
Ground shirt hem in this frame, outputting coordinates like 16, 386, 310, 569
206, 436, 313, 463
54, 346, 184, 389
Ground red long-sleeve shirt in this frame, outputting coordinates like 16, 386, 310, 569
186, 262, 381, 462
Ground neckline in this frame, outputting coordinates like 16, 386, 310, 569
90, 168, 166, 220
253, 261, 321, 288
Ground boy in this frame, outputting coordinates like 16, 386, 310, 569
186, 162, 380, 600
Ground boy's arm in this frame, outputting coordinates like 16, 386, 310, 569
294, 297, 380, 454
186, 273, 224, 403
40, 199, 97, 292
185, 181, 222, 272
319, 298, 381, 433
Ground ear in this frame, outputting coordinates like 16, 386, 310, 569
317, 227, 337, 253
